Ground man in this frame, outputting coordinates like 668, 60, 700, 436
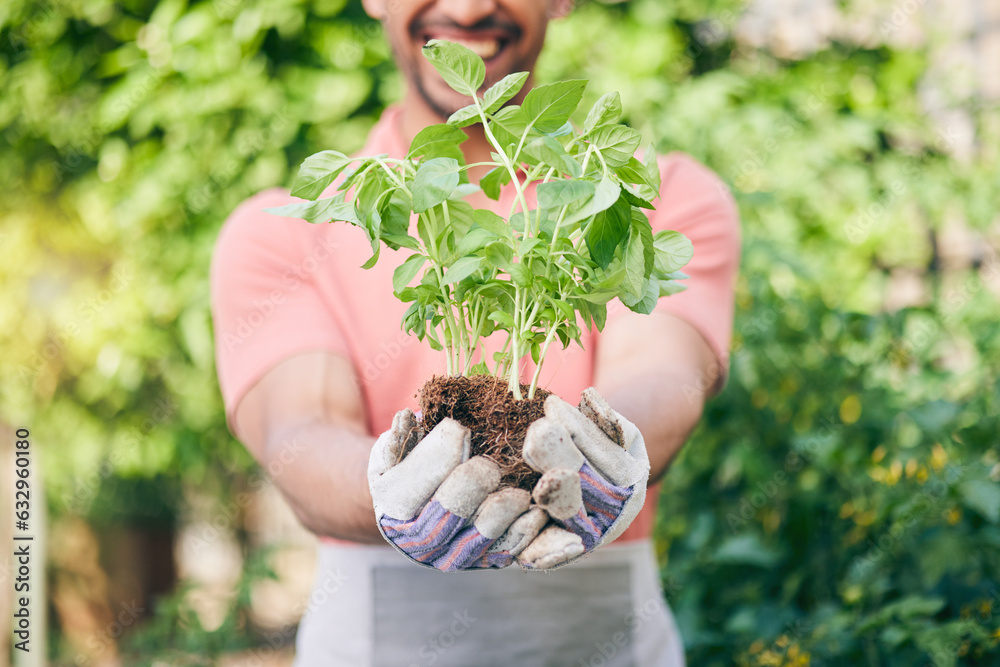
211, 0, 740, 664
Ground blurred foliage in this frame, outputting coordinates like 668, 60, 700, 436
119, 546, 282, 665
2, 0, 999, 664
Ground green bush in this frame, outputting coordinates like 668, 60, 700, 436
3, 0, 998, 664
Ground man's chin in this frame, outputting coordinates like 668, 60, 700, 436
415, 77, 478, 122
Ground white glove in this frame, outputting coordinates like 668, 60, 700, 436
367, 411, 540, 571
516, 388, 650, 569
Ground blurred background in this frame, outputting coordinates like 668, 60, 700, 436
2, 0, 999, 664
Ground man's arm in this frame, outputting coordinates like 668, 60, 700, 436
233, 351, 383, 544
594, 311, 721, 482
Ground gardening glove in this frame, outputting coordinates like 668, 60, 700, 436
368, 410, 540, 571
517, 388, 650, 569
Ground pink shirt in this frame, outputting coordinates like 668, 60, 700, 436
211, 105, 740, 543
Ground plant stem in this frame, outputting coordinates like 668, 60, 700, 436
508, 289, 523, 398
474, 102, 531, 238
528, 323, 560, 399
441, 201, 473, 372
431, 262, 462, 376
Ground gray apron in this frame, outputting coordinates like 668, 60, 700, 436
294, 540, 685, 667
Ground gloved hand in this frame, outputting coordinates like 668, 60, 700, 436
517, 388, 650, 570
367, 410, 544, 571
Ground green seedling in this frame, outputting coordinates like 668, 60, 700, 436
267, 40, 693, 399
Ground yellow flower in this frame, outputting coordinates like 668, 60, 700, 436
931, 443, 948, 471
854, 510, 877, 527
905, 459, 917, 478
756, 649, 783, 666
886, 460, 902, 486
749, 640, 765, 655
916, 465, 929, 483
843, 585, 863, 604
872, 446, 886, 463
840, 395, 861, 424
946, 508, 962, 525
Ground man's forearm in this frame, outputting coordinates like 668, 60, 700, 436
262, 419, 384, 544
599, 368, 706, 482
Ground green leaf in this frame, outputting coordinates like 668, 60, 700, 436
591, 177, 622, 214
595, 266, 625, 291
577, 290, 617, 305
632, 211, 655, 275
290, 150, 354, 200
264, 197, 360, 225
588, 124, 642, 168
382, 234, 421, 251
489, 309, 515, 330
485, 241, 513, 268
960, 480, 1000, 522
522, 80, 587, 133
412, 158, 461, 213
658, 279, 687, 297
338, 156, 376, 192
616, 157, 659, 190
355, 168, 390, 214
467, 361, 491, 376
483, 71, 529, 113
508, 262, 532, 287
407, 124, 468, 161
524, 136, 582, 177
621, 214, 653, 298
518, 236, 543, 257
422, 39, 485, 96
380, 189, 412, 238
392, 254, 426, 293
449, 183, 480, 200
456, 227, 496, 256
561, 176, 620, 225
577, 299, 608, 331
360, 207, 382, 268
489, 105, 528, 149
537, 180, 595, 210
552, 299, 576, 321
642, 143, 661, 197
584, 92, 622, 133
447, 104, 481, 128
444, 199, 475, 235
620, 186, 655, 209
653, 230, 694, 274
479, 166, 510, 201
361, 244, 380, 269
586, 197, 631, 269
622, 278, 658, 314
444, 256, 483, 284
473, 209, 511, 236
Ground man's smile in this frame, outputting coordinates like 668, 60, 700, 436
412, 20, 523, 82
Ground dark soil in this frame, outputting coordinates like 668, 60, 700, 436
418, 375, 551, 491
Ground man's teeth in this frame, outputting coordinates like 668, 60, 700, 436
439, 38, 501, 60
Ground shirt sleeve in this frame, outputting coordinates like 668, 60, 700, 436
210, 187, 352, 434
610, 152, 741, 377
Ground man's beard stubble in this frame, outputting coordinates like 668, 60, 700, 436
398, 14, 526, 121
